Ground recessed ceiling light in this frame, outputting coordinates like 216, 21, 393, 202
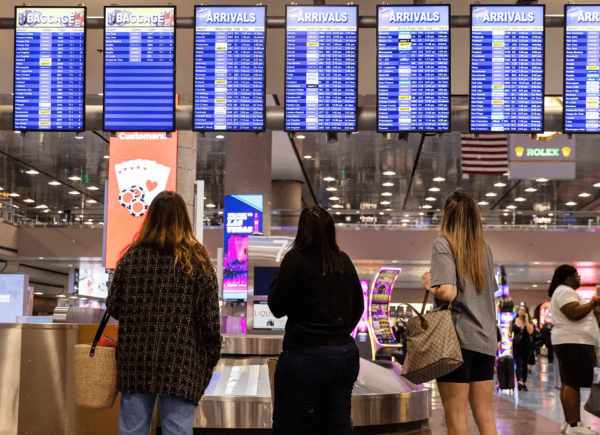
379, 212, 384, 215
401, 219, 410, 223
382, 182, 394, 187
425, 197, 436, 201
23, 199, 34, 203
429, 187, 440, 192
329, 196, 339, 201
566, 201, 577, 206
56, 295, 66, 298
11, 204, 20, 209
206, 204, 216, 208
35, 205, 48, 209
503, 213, 509, 216
332, 204, 343, 209
494, 182, 507, 187
297, 135, 306, 139
215, 135, 225, 139
68, 176, 81, 181
68, 191, 81, 195
8, 193, 19, 197
433, 177, 445, 182
478, 201, 489, 206
548, 213, 554, 216
383, 171, 396, 176
43, 209, 49, 213
419, 212, 424, 216
304, 155, 312, 159
381, 192, 392, 196
323, 177, 335, 182
86, 199, 97, 204
506, 205, 517, 210
422, 204, 433, 209
79, 297, 87, 301
515, 197, 526, 202
0, 187, 3, 191
25, 170, 39, 175
103, 155, 109, 159
485, 192, 497, 197
57, 210, 63, 214
98, 93, 104, 96
532, 284, 538, 288
335, 212, 340, 215
87, 186, 99, 191
594, 183, 600, 188
48, 181, 61, 186
33, 292, 44, 295
524, 188, 537, 192
536, 178, 549, 183
326, 187, 337, 192
380, 201, 391, 205
579, 193, 591, 197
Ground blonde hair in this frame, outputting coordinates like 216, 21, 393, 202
439, 191, 486, 294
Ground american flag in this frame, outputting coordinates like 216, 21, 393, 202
461, 133, 508, 175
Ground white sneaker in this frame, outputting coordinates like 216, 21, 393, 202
565, 422, 598, 435
561, 422, 569, 433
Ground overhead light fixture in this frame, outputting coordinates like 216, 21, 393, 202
23, 199, 35, 203
0, 187, 3, 191
425, 197, 436, 201
379, 212, 384, 215
594, 183, 600, 188
69, 176, 81, 181
304, 155, 312, 159
401, 219, 410, 223
381, 192, 392, 196
524, 188, 537, 192
103, 155, 109, 159
503, 213, 509, 216
335, 212, 340, 215
98, 93, 104, 96
419, 212, 424, 216
75, 133, 84, 140
33, 292, 44, 295
485, 192, 497, 197
323, 177, 335, 182
329, 196, 339, 201
383, 171, 396, 176
506, 205, 517, 210
332, 204, 343, 209
8, 193, 20, 197
297, 135, 306, 139
48, 181, 61, 186
478, 201, 489, 206
433, 177, 445, 182
35, 205, 48, 209
11, 204, 20, 209
548, 213, 554, 216
25, 170, 39, 175
43, 209, 49, 213
68, 191, 81, 195
79, 297, 87, 301
326, 187, 337, 192
579, 193, 591, 197
536, 178, 549, 183
566, 201, 577, 206
86, 199, 97, 204
206, 204, 216, 208
515, 197, 526, 202
382, 182, 394, 187
422, 205, 432, 209
494, 182, 507, 187
87, 186, 99, 190
380, 201, 391, 205
56, 295, 66, 298
215, 135, 224, 139
429, 187, 440, 192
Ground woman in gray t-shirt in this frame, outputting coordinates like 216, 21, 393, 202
421, 191, 499, 435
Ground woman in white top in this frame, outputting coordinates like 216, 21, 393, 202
550, 264, 600, 435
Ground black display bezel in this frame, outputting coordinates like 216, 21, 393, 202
468, 4, 546, 134
192, 5, 267, 133
13, 5, 88, 133
283, 4, 359, 133
102, 5, 177, 133
375, 4, 452, 133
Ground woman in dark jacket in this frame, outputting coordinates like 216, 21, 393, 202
107, 191, 222, 435
511, 305, 534, 391
269, 206, 365, 435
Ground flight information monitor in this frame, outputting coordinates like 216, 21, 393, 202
564, 5, 600, 133
194, 6, 266, 131
377, 5, 450, 132
470, 5, 545, 132
104, 6, 176, 132
285, 5, 358, 132
14, 7, 86, 132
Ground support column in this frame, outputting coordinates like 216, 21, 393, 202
272, 180, 302, 228
224, 132, 272, 235
177, 131, 198, 220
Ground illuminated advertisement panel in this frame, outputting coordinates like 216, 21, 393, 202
368, 267, 402, 347
351, 280, 369, 338
104, 132, 178, 269
223, 194, 263, 300
498, 310, 515, 357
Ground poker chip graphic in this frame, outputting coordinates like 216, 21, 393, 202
129, 185, 146, 203
118, 187, 137, 208
128, 198, 147, 217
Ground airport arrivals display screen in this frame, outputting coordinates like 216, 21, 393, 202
14, 7, 86, 131
194, 6, 266, 131
564, 5, 600, 133
470, 5, 545, 132
285, 5, 358, 132
104, 6, 176, 132
377, 5, 450, 132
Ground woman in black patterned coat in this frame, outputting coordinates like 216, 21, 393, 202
107, 191, 222, 435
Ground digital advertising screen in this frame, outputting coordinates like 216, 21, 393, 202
253, 266, 279, 296
351, 280, 370, 338
498, 310, 515, 357
78, 268, 109, 299
564, 5, 600, 133
104, 6, 176, 132
470, 5, 545, 133
368, 267, 402, 346
104, 132, 178, 269
14, 7, 86, 132
194, 6, 266, 131
285, 5, 358, 132
377, 5, 450, 132
223, 194, 263, 300
253, 301, 287, 330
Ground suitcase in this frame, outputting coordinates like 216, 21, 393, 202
497, 355, 515, 391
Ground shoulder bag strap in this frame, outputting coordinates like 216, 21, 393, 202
90, 310, 111, 357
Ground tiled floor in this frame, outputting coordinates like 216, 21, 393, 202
416, 357, 600, 434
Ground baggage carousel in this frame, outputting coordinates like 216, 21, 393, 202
189, 334, 432, 433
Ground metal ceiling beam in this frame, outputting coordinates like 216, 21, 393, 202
0, 102, 566, 132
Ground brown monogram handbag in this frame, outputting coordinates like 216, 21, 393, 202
401, 291, 463, 385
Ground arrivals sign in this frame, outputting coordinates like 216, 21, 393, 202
104, 132, 177, 269
509, 135, 576, 180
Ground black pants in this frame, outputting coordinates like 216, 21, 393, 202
514, 348, 532, 383
272, 341, 360, 435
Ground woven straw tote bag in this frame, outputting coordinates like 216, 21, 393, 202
401, 291, 463, 385
74, 311, 118, 409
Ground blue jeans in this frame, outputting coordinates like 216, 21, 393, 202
271, 341, 360, 435
119, 392, 196, 435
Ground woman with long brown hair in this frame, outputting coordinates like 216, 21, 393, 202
107, 191, 222, 435
421, 191, 499, 435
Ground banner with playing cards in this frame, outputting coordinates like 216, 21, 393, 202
105, 132, 177, 269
